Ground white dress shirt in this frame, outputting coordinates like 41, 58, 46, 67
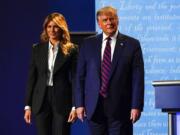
47, 41, 59, 86
101, 30, 118, 61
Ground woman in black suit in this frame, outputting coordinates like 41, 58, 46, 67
24, 12, 77, 135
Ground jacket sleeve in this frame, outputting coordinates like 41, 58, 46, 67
131, 40, 144, 111
70, 44, 78, 107
74, 41, 87, 108
25, 44, 38, 106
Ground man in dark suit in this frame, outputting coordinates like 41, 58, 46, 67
24, 13, 77, 135
75, 6, 144, 135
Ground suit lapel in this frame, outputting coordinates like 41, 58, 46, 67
39, 43, 48, 73
109, 33, 126, 79
53, 46, 67, 75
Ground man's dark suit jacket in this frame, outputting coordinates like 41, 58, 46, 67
25, 42, 77, 115
75, 32, 144, 120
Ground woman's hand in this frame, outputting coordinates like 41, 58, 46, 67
24, 109, 32, 124
67, 109, 77, 123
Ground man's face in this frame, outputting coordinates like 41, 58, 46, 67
97, 13, 118, 36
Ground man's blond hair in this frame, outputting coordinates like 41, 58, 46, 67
96, 6, 118, 21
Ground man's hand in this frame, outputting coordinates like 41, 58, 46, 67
76, 107, 86, 122
24, 109, 31, 124
130, 109, 141, 123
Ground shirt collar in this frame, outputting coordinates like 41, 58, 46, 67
103, 30, 118, 41
48, 41, 59, 51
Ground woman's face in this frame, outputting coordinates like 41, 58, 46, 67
46, 20, 62, 42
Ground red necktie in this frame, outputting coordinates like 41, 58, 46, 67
100, 37, 112, 98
